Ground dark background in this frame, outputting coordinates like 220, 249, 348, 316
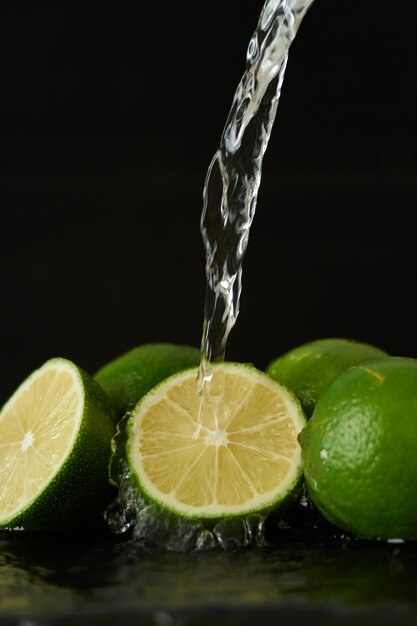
1, 1, 416, 401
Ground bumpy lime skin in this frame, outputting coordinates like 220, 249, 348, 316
1, 362, 116, 531
267, 338, 388, 418
300, 357, 417, 540
94, 343, 200, 419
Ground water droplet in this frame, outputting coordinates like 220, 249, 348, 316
213, 518, 250, 551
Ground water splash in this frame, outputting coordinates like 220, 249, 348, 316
197, 0, 315, 415
105, 416, 266, 551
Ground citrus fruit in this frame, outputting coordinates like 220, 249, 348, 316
300, 357, 417, 540
0, 358, 115, 530
124, 363, 306, 521
267, 338, 387, 417
94, 343, 200, 419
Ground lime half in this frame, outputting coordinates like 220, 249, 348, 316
126, 363, 306, 520
0, 358, 115, 530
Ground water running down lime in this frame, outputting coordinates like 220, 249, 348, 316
197, 0, 315, 424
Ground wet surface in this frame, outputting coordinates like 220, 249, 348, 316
2, 515, 417, 626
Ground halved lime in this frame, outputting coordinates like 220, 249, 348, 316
0, 358, 115, 530
125, 363, 306, 520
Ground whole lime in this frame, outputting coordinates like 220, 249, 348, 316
94, 343, 200, 419
267, 338, 387, 417
300, 357, 417, 540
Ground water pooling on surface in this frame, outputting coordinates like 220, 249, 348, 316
197, 0, 316, 421
3, 529, 417, 626
106, 0, 315, 550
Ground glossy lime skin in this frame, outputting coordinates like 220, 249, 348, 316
267, 338, 387, 418
300, 357, 417, 540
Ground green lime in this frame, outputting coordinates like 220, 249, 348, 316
94, 343, 200, 419
124, 363, 306, 521
300, 357, 417, 540
0, 358, 115, 530
266, 338, 387, 417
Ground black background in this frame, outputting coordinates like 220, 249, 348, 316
1, 1, 416, 401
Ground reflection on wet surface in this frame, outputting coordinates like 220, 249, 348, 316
2, 511, 417, 625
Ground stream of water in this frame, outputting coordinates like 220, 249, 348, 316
197, 0, 315, 422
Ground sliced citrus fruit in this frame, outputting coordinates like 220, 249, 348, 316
125, 363, 306, 520
0, 358, 115, 530
94, 343, 200, 419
